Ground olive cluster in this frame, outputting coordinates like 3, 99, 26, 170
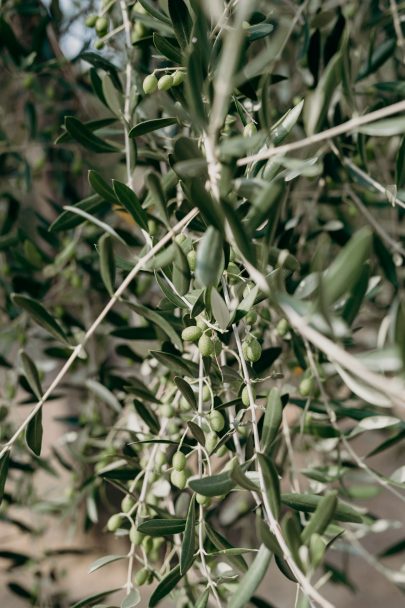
143, 70, 185, 94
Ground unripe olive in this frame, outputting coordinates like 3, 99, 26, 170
276, 318, 289, 337
155, 450, 167, 468
196, 493, 211, 506
95, 16, 109, 36
198, 334, 214, 357
129, 527, 144, 545
209, 410, 225, 432
245, 310, 258, 325
142, 535, 153, 554
202, 385, 211, 402
172, 451, 186, 471
161, 403, 175, 418
170, 469, 187, 490
299, 377, 315, 397
121, 495, 135, 513
134, 567, 149, 586
241, 385, 255, 407
149, 549, 160, 562
242, 337, 262, 363
85, 14, 98, 28
158, 74, 173, 91
179, 396, 191, 412
94, 39, 105, 50
147, 219, 157, 236
172, 70, 185, 86
187, 249, 196, 271
106, 514, 123, 532
182, 325, 202, 342
143, 73, 158, 94
205, 431, 218, 453
152, 537, 164, 550
216, 444, 228, 457
175, 233, 187, 245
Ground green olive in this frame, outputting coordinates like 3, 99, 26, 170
209, 410, 225, 432
241, 385, 255, 407
158, 74, 174, 91
95, 16, 109, 36
205, 431, 218, 453
172, 451, 186, 471
172, 70, 186, 86
242, 337, 262, 362
106, 514, 123, 532
216, 444, 228, 457
202, 385, 211, 402
134, 567, 149, 586
299, 377, 315, 397
187, 249, 196, 271
196, 493, 211, 506
161, 403, 175, 418
143, 73, 158, 94
121, 495, 135, 513
170, 469, 187, 490
129, 527, 144, 545
198, 334, 214, 357
85, 14, 98, 28
181, 325, 203, 342
94, 39, 105, 50
276, 318, 289, 337
142, 535, 153, 554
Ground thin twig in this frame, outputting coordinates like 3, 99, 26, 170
238, 100, 405, 166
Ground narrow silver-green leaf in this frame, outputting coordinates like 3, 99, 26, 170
174, 376, 197, 410
25, 409, 43, 456
257, 453, 281, 519
301, 491, 338, 544
20, 350, 42, 400
0, 450, 10, 505
195, 227, 223, 287
12, 294, 69, 345
64, 116, 120, 153
180, 494, 196, 574
210, 288, 230, 330
129, 118, 177, 138
149, 565, 182, 608
99, 234, 115, 296
261, 388, 283, 454
88, 554, 125, 574
112, 180, 149, 231
228, 545, 272, 608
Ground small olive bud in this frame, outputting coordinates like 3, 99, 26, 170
172, 451, 186, 471
147, 219, 157, 236
242, 337, 262, 363
161, 403, 175, 418
243, 122, 257, 137
121, 495, 135, 513
205, 431, 218, 453
209, 410, 225, 432
157, 74, 174, 91
181, 325, 202, 342
170, 469, 187, 490
202, 385, 211, 402
134, 567, 149, 586
241, 385, 255, 407
196, 493, 211, 506
142, 535, 153, 554
129, 527, 144, 545
85, 14, 98, 28
106, 514, 123, 532
143, 73, 158, 94
187, 249, 196, 271
276, 318, 290, 336
172, 70, 185, 86
175, 233, 187, 245
299, 377, 315, 397
94, 39, 105, 50
198, 334, 214, 357
95, 16, 109, 36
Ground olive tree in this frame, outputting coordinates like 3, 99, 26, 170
1, 1, 405, 607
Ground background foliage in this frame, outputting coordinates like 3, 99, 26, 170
1, 1, 405, 607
